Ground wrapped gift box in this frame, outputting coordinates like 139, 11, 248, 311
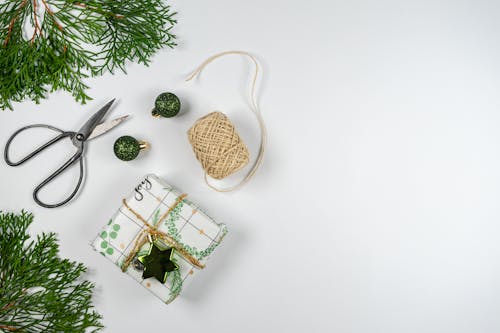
92, 174, 228, 304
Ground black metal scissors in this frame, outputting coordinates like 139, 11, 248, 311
4, 99, 128, 208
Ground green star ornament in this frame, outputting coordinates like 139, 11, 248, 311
137, 243, 179, 283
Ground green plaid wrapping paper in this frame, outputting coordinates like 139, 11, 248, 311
91, 174, 228, 304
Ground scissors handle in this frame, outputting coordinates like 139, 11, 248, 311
4, 124, 85, 208
33, 151, 85, 208
4, 124, 73, 166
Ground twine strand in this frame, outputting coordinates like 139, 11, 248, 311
186, 50, 267, 192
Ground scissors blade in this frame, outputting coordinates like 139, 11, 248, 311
87, 115, 130, 141
75, 99, 116, 141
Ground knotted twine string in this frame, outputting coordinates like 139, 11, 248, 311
186, 50, 267, 192
120, 194, 205, 272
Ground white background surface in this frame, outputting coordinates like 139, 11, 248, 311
1, 0, 500, 332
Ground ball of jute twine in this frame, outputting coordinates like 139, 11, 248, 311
186, 51, 267, 192
187, 111, 249, 180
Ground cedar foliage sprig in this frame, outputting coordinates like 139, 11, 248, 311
0, 0, 177, 110
0, 211, 103, 332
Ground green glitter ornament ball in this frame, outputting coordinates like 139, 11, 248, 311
152, 92, 181, 118
114, 136, 141, 161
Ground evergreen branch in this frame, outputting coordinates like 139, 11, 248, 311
0, 0, 178, 110
40, 0, 63, 32
3, 0, 28, 47
30, 0, 41, 44
0, 211, 103, 332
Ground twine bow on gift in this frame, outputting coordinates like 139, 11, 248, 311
120, 194, 205, 272
118, 194, 205, 302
